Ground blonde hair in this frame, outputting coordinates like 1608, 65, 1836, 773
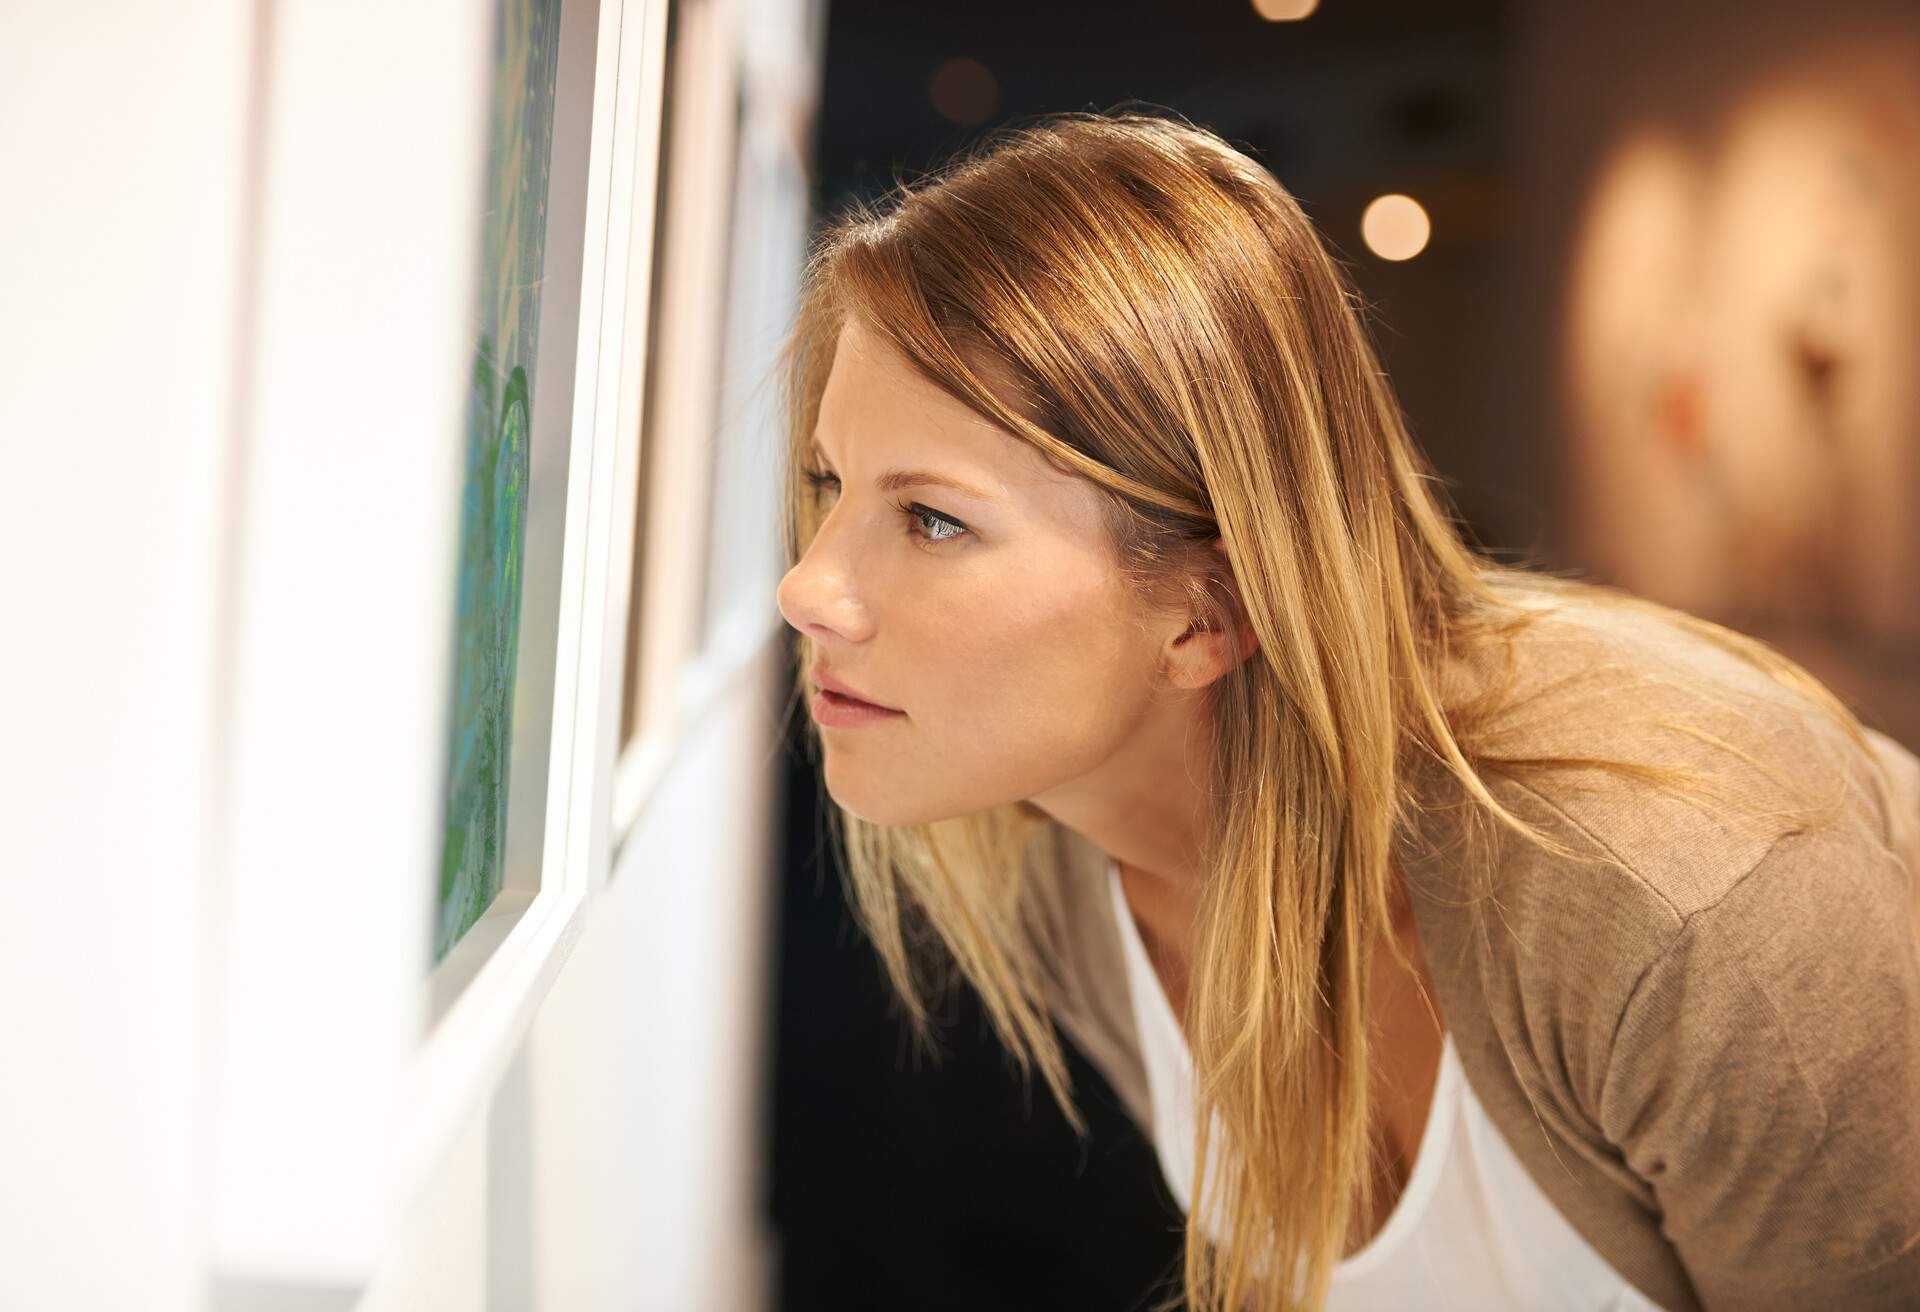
774, 110, 1881, 1312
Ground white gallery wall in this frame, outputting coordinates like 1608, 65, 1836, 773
0, 0, 819, 1307
0, 1, 255, 1307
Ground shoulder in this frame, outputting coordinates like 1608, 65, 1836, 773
1425, 586, 1913, 921
1406, 587, 1916, 1082
1406, 587, 1920, 1305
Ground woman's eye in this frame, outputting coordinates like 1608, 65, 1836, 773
801, 467, 968, 546
900, 502, 968, 544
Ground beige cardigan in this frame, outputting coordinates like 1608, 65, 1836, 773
1020, 596, 1920, 1311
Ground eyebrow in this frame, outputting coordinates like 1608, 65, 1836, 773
808, 443, 1001, 503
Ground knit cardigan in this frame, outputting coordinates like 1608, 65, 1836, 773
1018, 596, 1920, 1310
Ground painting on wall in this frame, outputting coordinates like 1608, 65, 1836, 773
435, 0, 565, 966
1564, 40, 1920, 654
698, 93, 808, 658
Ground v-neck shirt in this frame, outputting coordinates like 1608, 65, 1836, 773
1105, 857, 1669, 1310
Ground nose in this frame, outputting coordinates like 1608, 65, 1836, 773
776, 529, 876, 645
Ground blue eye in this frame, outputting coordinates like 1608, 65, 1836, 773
801, 467, 970, 546
894, 499, 967, 543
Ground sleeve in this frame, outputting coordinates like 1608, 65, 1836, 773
1596, 822, 1920, 1310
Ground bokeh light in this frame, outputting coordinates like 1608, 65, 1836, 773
1361, 193, 1432, 260
1253, 0, 1320, 21
929, 58, 998, 126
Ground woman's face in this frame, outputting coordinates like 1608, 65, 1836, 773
776, 317, 1179, 829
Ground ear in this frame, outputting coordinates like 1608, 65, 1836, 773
1163, 536, 1260, 690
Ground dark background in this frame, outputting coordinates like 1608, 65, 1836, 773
765, 2, 1522, 1309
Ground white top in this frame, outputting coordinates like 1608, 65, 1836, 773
1105, 859, 1670, 1311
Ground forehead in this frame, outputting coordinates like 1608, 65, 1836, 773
815, 318, 1071, 491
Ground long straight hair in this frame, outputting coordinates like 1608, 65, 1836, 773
774, 111, 1880, 1312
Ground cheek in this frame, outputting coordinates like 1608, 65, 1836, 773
908, 574, 1148, 775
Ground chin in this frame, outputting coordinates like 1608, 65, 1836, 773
821, 768, 952, 830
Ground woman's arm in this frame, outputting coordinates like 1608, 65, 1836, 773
1600, 822, 1920, 1309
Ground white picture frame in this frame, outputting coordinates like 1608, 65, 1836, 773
204, 0, 674, 1287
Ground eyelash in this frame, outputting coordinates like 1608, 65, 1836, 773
800, 467, 969, 545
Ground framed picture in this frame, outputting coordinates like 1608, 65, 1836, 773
610, 0, 812, 854
434, 0, 566, 967
207, 0, 675, 1283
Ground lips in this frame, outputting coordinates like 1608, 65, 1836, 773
809, 664, 900, 712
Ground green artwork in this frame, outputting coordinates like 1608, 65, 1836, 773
435, 0, 564, 965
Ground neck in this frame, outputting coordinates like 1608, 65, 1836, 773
1025, 682, 1216, 893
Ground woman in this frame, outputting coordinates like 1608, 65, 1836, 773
773, 111, 1920, 1311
